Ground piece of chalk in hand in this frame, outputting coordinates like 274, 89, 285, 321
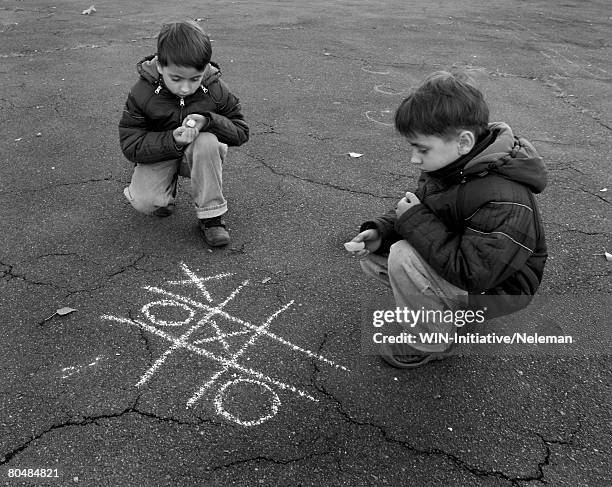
344, 241, 365, 252
186, 119, 196, 128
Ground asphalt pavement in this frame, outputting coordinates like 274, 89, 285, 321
1, 1, 610, 486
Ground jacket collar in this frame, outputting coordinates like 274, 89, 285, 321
428, 129, 496, 184
136, 54, 221, 88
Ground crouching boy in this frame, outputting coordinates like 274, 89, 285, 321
347, 71, 547, 368
119, 21, 249, 246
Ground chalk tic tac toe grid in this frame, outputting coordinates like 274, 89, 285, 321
102, 262, 350, 427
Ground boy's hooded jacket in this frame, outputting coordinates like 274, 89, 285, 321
362, 122, 548, 316
119, 55, 249, 164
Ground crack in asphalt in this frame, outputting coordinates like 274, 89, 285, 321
540, 77, 612, 132
128, 310, 155, 366
1, 254, 154, 299
108, 254, 147, 278
0, 177, 118, 197
251, 121, 279, 136
0, 262, 55, 288
0, 36, 157, 59
577, 187, 611, 205
244, 151, 397, 200
203, 449, 337, 473
0, 398, 212, 466
308, 343, 553, 486
547, 222, 611, 238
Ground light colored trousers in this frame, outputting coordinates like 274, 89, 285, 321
124, 132, 228, 219
361, 240, 468, 352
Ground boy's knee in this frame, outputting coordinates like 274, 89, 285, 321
123, 186, 160, 215
388, 240, 420, 274
189, 132, 227, 164
192, 132, 219, 151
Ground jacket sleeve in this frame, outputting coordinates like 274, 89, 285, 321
118, 90, 184, 164
202, 79, 249, 146
396, 199, 537, 292
360, 209, 401, 255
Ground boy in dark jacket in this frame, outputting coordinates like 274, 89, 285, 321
346, 71, 547, 368
119, 21, 249, 246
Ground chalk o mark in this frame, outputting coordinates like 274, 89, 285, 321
214, 378, 281, 427
142, 299, 195, 327
361, 66, 390, 75
365, 109, 394, 127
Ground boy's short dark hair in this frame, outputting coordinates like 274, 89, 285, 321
395, 71, 489, 140
157, 21, 212, 71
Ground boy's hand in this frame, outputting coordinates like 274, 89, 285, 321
346, 229, 381, 257
396, 191, 421, 218
173, 126, 199, 146
183, 114, 209, 131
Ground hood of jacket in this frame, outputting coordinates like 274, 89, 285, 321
136, 54, 221, 89
462, 122, 547, 194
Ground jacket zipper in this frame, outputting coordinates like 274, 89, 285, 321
457, 174, 468, 221
179, 97, 185, 121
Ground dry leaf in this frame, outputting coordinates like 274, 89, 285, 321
261, 277, 271, 283
82, 5, 96, 15
348, 152, 363, 158
56, 307, 77, 316
600, 188, 608, 192
605, 252, 612, 262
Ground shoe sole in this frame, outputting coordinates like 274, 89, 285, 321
379, 343, 455, 369
204, 238, 230, 247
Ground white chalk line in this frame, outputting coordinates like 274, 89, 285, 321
361, 66, 390, 75
145, 286, 350, 372
61, 356, 104, 378
207, 319, 231, 351
374, 84, 404, 95
101, 314, 318, 402
186, 300, 294, 407
192, 329, 251, 344
142, 299, 195, 327
214, 379, 281, 427
365, 110, 394, 127
166, 263, 233, 303
135, 280, 249, 386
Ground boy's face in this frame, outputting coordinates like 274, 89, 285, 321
157, 62, 206, 98
406, 133, 465, 172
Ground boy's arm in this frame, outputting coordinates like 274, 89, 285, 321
396, 199, 537, 292
199, 79, 249, 146
360, 209, 402, 255
118, 91, 185, 164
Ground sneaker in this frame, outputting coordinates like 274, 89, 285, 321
198, 218, 230, 247
379, 342, 456, 369
153, 205, 174, 217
